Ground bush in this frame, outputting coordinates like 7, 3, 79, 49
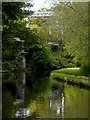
2, 56, 22, 72
26, 44, 53, 72
80, 63, 90, 76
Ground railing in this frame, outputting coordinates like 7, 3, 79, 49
28, 11, 54, 18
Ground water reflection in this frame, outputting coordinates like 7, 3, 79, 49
14, 99, 24, 105
48, 84, 64, 118
2, 72, 88, 118
22, 72, 26, 85
15, 108, 30, 118
61, 93, 64, 118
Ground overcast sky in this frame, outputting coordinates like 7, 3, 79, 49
28, 0, 81, 12
32, 0, 46, 11
29, 0, 89, 11
28, 0, 55, 11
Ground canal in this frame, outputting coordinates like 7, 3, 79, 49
2, 72, 88, 118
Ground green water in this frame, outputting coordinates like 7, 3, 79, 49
2, 72, 88, 118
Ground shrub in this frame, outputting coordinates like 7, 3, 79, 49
26, 44, 53, 72
80, 63, 90, 76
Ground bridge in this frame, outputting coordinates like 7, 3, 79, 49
28, 11, 54, 18
25, 11, 54, 28
25, 11, 60, 51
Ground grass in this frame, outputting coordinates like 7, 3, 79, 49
51, 68, 89, 88
53, 67, 81, 76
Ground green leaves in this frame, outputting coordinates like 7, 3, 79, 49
26, 43, 53, 72
2, 2, 33, 71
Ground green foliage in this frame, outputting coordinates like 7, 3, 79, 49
23, 17, 54, 72
2, 2, 32, 23
2, 2, 33, 71
62, 2, 88, 64
80, 63, 90, 76
30, 18, 47, 27
51, 55, 66, 69
2, 2, 54, 72
3, 2, 88, 73
43, 2, 88, 69
3, 56, 22, 72
26, 44, 53, 72
50, 47, 81, 69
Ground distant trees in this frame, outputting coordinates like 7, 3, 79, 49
42, 2, 89, 75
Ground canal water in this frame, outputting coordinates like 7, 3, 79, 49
2, 72, 88, 118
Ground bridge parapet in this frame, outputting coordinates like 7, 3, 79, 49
28, 11, 54, 18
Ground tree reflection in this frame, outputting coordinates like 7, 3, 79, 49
3, 72, 88, 118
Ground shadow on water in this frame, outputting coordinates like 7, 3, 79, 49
2, 71, 88, 118
2, 71, 52, 118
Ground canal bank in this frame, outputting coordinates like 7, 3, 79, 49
50, 68, 90, 89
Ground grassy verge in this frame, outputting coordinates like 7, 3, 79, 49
51, 68, 89, 88
53, 67, 82, 76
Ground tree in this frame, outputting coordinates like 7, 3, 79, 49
24, 17, 53, 72
2, 2, 33, 71
43, 2, 88, 72
2, 2, 53, 72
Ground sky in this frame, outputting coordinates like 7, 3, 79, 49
28, 0, 89, 11
32, 0, 46, 11
28, 0, 54, 11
